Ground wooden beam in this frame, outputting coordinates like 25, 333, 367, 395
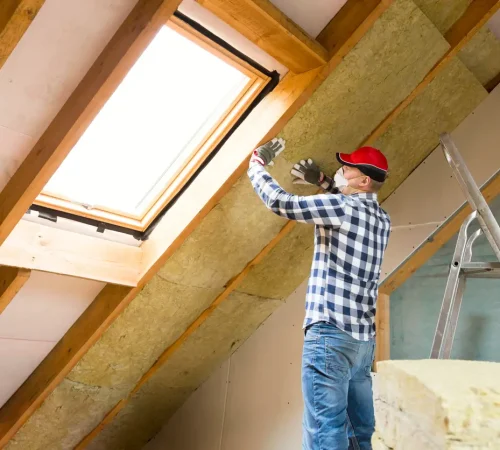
195, 0, 329, 73
362, 0, 500, 145
381, 171, 500, 294
0, 220, 141, 286
317, 0, 385, 54
0, 0, 183, 247
0, 266, 30, 314
375, 292, 390, 368
0, 0, 44, 69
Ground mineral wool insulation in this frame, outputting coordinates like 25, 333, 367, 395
5, 0, 495, 448
373, 360, 500, 449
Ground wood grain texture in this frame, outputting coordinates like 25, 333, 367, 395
195, 0, 328, 73
0, 266, 30, 314
0, 0, 44, 69
0, 220, 141, 286
375, 293, 390, 366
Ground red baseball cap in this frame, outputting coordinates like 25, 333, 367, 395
336, 146, 388, 182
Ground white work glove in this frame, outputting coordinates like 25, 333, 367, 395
250, 138, 286, 167
291, 159, 337, 192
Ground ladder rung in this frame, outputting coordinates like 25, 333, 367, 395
461, 262, 500, 278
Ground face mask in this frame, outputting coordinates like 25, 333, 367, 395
334, 168, 348, 191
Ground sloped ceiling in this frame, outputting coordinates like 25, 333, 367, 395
5, 0, 500, 449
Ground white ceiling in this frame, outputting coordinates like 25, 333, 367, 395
489, 9, 500, 40
270, 0, 348, 38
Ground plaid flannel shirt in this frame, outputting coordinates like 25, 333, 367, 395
248, 164, 391, 341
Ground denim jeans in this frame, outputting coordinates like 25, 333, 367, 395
302, 322, 376, 450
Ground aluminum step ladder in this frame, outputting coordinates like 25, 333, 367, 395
430, 133, 500, 359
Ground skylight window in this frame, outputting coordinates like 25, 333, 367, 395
36, 17, 270, 232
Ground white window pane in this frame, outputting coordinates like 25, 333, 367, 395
44, 25, 250, 216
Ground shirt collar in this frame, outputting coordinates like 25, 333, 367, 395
350, 192, 378, 202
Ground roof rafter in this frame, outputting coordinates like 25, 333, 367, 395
0, 0, 392, 446
0, 0, 45, 69
195, 0, 329, 73
0, 266, 30, 315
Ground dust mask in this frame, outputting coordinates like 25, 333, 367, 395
334, 168, 348, 191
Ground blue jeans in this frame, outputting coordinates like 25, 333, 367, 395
302, 322, 376, 450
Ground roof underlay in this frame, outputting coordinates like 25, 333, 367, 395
4, 0, 500, 449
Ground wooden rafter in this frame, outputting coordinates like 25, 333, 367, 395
195, 0, 329, 73
0, 0, 392, 446
0, 0, 45, 69
0, 266, 30, 315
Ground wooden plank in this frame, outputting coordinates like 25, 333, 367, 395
485, 71, 500, 93
381, 171, 500, 294
0, 220, 141, 286
195, 0, 329, 73
0, 266, 30, 314
375, 292, 390, 367
363, 0, 500, 145
0, 0, 183, 247
0, 0, 45, 69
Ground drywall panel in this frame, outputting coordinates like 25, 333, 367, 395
0, 271, 104, 342
0, 126, 34, 192
221, 284, 306, 450
178, 0, 287, 76
143, 361, 229, 450
269, 0, 348, 38
0, 0, 138, 139
87, 291, 283, 450
0, 339, 55, 409
279, 0, 450, 174
459, 26, 500, 87
380, 223, 439, 279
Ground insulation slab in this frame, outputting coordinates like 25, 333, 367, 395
85, 291, 282, 450
458, 26, 500, 88
374, 360, 500, 449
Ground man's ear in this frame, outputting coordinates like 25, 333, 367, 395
359, 176, 371, 188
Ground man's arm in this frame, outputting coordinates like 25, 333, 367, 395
248, 163, 345, 226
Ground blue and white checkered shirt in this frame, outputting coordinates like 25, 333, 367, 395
248, 164, 391, 341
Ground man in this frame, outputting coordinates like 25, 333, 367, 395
248, 138, 391, 450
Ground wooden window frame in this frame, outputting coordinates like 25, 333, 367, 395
34, 15, 270, 232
